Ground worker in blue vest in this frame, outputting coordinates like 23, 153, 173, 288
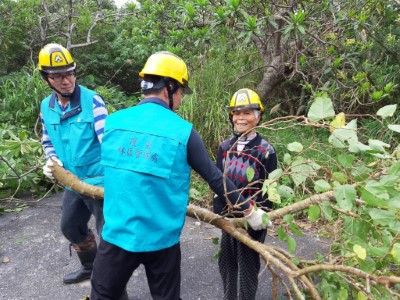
90, 51, 271, 300
38, 43, 107, 284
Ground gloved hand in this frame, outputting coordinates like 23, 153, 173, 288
245, 206, 272, 231
43, 157, 63, 180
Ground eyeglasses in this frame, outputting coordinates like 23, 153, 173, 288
48, 72, 75, 83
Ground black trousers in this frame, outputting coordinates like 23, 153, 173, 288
218, 229, 267, 300
91, 238, 181, 300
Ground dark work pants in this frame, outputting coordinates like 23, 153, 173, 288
91, 238, 181, 300
60, 189, 104, 244
218, 229, 267, 300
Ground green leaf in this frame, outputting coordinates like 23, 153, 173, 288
351, 164, 372, 181
388, 162, 400, 176
358, 257, 376, 273
329, 119, 358, 148
368, 139, 390, 152
376, 104, 397, 119
290, 223, 304, 236
314, 179, 331, 193
334, 184, 356, 211
308, 205, 321, 221
320, 201, 333, 221
287, 142, 303, 152
358, 291, 368, 300
337, 154, 355, 168
360, 183, 388, 208
353, 244, 367, 260
283, 214, 294, 223
212, 248, 221, 262
338, 288, 348, 300
262, 213, 271, 227
287, 236, 297, 254
277, 225, 287, 241
283, 153, 292, 164
348, 141, 372, 153
332, 172, 348, 184
307, 95, 335, 122
297, 24, 305, 35
277, 185, 295, 198
391, 243, 400, 263
212, 237, 219, 245
246, 167, 255, 182
243, 219, 249, 231
369, 208, 396, 226
189, 188, 201, 200
268, 168, 283, 181
291, 257, 301, 266
388, 124, 400, 133
291, 157, 319, 186
267, 187, 281, 203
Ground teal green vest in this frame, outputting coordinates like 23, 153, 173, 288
101, 102, 193, 252
41, 85, 104, 186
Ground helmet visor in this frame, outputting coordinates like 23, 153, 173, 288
41, 63, 76, 74
228, 103, 261, 113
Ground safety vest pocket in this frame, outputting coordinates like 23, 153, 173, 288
102, 129, 178, 179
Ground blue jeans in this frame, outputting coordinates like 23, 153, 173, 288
60, 189, 104, 244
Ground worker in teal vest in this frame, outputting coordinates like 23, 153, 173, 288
38, 43, 108, 285
90, 51, 271, 300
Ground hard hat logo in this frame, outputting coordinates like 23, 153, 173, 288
54, 55, 63, 63
236, 94, 249, 104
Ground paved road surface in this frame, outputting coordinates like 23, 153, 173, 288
0, 193, 328, 299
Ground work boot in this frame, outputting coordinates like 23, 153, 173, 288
63, 229, 97, 284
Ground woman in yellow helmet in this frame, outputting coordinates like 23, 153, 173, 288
214, 88, 278, 300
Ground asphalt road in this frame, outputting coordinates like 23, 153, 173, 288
0, 193, 328, 300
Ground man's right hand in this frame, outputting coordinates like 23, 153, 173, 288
43, 157, 63, 180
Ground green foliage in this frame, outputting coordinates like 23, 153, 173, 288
0, 125, 45, 200
179, 43, 262, 155
0, 66, 49, 129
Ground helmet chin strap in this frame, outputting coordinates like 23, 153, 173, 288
47, 81, 75, 98
41, 71, 75, 98
229, 116, 241, 138
163, 77, 180, 111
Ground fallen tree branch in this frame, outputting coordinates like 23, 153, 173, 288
50, 162, 400, 298
50, 162, 321, 298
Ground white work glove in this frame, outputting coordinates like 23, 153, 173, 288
245, 207, 272, 231
43, 157, 63, 180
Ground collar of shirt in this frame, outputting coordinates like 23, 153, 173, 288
138, 97, 168, 109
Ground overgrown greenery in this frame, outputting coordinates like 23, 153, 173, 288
1, 0, 400, 298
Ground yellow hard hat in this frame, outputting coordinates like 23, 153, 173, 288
37, 43, 76, 74
139, 51, 192, 94
228, 88, 264, 114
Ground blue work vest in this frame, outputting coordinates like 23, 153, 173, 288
101, 101, 193, 252
41, 85, 104, 186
